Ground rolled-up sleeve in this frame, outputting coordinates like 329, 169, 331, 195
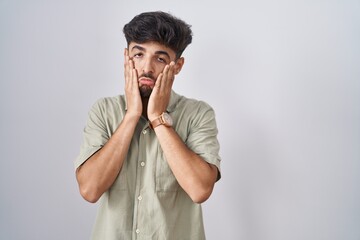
185, 102, 221, 180
74, 99, 110, 169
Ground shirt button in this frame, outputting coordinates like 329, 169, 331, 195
140, 162, 145, 167
136, 229, 140, 234
138, 195, 142, 201
142, 129, 147, 134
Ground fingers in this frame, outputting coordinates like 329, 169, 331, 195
124, 48, 138, 88
147, 61, 176, 119
123, 48, 142, 116
155, 61, 176, 92
124, 48, 130, 81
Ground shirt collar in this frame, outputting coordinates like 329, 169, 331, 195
124, 90, 181, 113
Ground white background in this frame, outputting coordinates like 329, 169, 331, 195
1, 0, 359, 239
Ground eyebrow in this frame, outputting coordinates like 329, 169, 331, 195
131, 45, 171, 59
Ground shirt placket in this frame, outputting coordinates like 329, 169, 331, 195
133, 123, 150, 239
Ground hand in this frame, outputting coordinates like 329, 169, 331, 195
124, 48, 142, 118
147, 61, 176, 121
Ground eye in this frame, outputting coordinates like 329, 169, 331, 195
133, 53, 143, 58
157, 57, 167, 64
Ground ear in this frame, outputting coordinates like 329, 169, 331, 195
174, 57, 185, 75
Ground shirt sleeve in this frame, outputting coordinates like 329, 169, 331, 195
74, 99, 110, 170
185, 102, 222, 180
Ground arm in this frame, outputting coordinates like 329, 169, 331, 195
154, 126, 218, 203
148, 62, 218, 203
76, 114, 139, 203
76, 49, 142, 203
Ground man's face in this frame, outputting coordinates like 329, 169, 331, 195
128, 41, 183, 98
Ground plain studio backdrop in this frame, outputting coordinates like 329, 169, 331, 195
1, 0, 359, 239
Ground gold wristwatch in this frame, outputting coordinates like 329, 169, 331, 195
150, 112, 173, 129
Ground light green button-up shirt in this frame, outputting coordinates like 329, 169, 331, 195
75, 91, 221, 240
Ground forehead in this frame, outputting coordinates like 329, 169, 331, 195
129, 41, 176, 59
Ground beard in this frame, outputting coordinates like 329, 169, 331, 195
139, 72, 155, 98
139, 85, 152, 98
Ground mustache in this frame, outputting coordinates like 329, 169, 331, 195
139, 72, 155, 81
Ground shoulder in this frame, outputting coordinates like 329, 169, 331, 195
178, 95, 215, 120
90, 95, 126, 112
173, 92, 214, 113
85, 95, 126, 128
86, 95, 126, 123
171, 92, 217, 128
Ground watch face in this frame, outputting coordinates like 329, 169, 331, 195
162, 112, 173, 126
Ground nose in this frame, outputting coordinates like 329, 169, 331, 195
141, 58, 154, 75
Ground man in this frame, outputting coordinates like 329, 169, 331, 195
75, 11, 221, 240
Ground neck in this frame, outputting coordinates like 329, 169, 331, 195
142, 97, 149, 120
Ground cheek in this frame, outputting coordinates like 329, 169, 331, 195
131, 60, 141, 75
156, 65, 166, 74
132, 59, 140, 68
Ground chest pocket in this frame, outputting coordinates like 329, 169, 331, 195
155, 147, 180, 192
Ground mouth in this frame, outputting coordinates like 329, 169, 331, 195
139, 77, 155, 87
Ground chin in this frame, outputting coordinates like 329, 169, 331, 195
139, 86, 152, 98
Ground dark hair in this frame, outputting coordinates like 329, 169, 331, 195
123, 11, 193, 59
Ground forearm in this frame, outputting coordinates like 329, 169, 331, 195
76, 113, 139, 203
154, 125, 218, 203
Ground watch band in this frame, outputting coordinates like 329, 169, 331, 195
150, 116, 164, 129
150, 112, 172, 129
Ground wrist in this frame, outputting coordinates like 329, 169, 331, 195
149, 112, 173, 129
124, 111, 141, 121
148, 113, 162, 123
